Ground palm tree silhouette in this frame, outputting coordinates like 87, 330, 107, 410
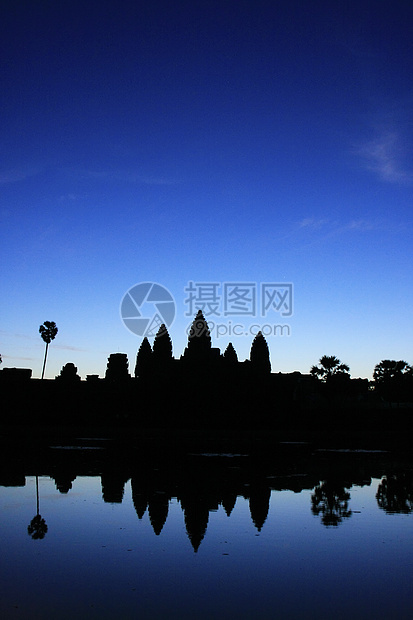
39, 321, 58, 379
310, 355, 349, 382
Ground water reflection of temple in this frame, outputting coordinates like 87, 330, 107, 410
127, 457, 273, 551
129, 465, 274, 551
3, 443, 413, 551
44, 459, 357, 551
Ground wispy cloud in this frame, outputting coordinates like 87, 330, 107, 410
358, 131, 413, 185
76, 169, 181, 186
54, 344, 87, 352
0, 167, 40, 185
0, 331, 87, 353
298, 218, 329, 229
0, 330, 35, 341
2, 354, 36, 362
345, 219, 380, 231
294, 217, 399, 243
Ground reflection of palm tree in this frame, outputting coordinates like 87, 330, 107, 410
311, 481, 352, 527
376, 473, 413, 513
28, 514, 48, 539
27, 476, 48, 539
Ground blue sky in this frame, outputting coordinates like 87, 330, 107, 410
1, 0, 412, 379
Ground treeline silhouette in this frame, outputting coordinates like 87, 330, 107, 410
1, 311, 412, 434
1, 440, 412, 550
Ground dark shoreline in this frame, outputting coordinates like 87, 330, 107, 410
1, 419, 412, 454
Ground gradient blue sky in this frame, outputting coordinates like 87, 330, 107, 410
1, 0, 412, 379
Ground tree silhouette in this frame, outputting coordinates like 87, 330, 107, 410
39, 321, 58, 379
27, 476, 48, 539
311, 481, 352, 526
376, 472, 413, 514
373, 360, 412, 403
310, 355, 350, 382
135, 337, 153, 378
56, 362, 81, 382
152, 324, 173, 370
373, 359, 411, 383
250, 331, 271, 374
28, 514, 48, 539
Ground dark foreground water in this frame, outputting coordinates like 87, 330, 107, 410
1, 436, 413, 619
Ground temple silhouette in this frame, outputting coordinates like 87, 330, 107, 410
1, 310, 412, 434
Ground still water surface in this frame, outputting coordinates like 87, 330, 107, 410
1, 443, 413, 619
